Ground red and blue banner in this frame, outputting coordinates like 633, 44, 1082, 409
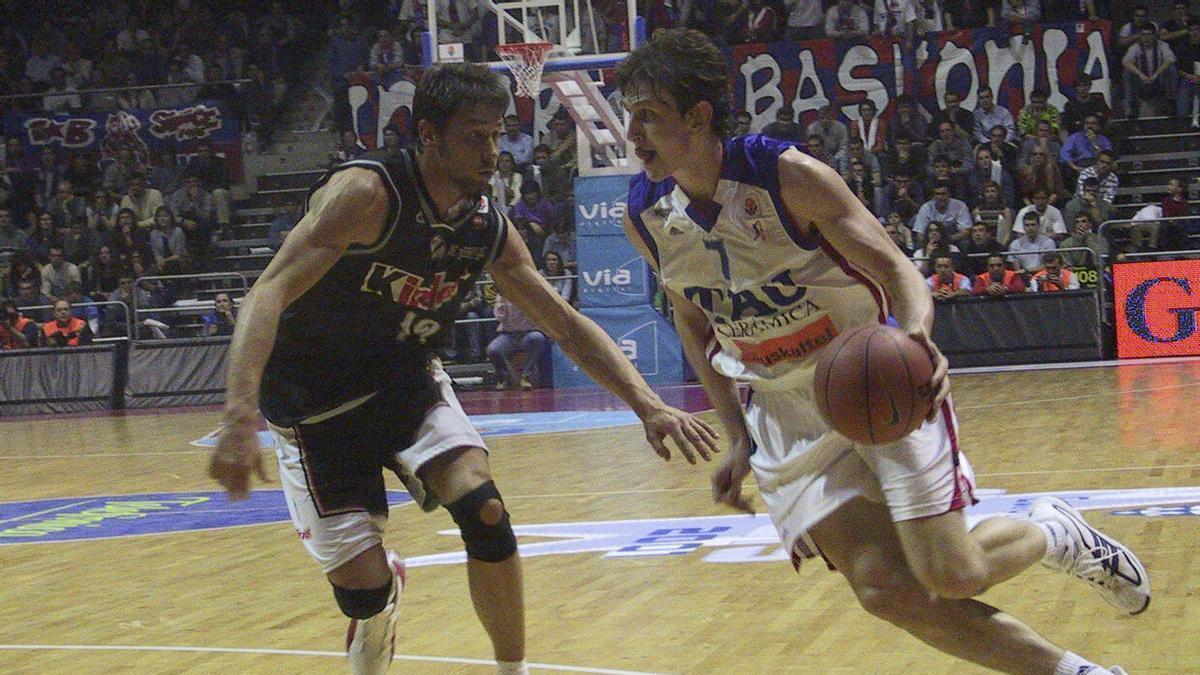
3, 100, 244, 180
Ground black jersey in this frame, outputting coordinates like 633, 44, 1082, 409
259, 150, 508, 426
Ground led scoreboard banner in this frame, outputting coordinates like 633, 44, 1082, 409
1114, 260, 1200, 359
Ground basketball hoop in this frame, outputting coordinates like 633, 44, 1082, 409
495, 42, 557, 98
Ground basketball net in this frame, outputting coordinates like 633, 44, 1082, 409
495, 42, 557, 98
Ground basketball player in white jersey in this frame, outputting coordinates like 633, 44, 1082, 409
615, 29, 1148, 674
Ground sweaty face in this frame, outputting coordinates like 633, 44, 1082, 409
427, 105, 504, 197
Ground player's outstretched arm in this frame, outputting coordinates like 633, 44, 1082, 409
777, 149, 949, 419
487, 219, 719, 464
210, 168, 389, 499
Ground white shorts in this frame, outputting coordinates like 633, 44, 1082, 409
270, 364, 486, 573
744, 385, 977, 567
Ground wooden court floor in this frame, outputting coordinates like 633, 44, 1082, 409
1, 361, 1198, 674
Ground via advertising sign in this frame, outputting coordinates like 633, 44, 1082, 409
577, 234, 653, 308
553, 305, 684, 387
1114, 260, 1200, 359
574, 174, 630, 237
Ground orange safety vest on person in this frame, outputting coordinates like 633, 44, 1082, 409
1031, 268, 1074, 292
42, 316, 87, 346
930, 272, 969, 292
973, 269, 1024, 294
0, 316, 35, 349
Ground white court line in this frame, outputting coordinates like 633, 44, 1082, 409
0, 644, 664, 674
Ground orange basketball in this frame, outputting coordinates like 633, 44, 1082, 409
813, 324, 936, 445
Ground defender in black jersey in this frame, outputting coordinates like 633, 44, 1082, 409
208, 63, 720, 675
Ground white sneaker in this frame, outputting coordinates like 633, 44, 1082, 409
346, 550, 407, 674
1030, 497, 1150, 615
1109, 667, 1129, 675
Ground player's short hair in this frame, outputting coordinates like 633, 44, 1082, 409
614, 28, 731, 138
412, 63, 509, 132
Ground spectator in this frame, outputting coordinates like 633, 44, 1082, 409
530, 143, 570, 205
1016, 88, 1061, 139
825, 0, 871, 39
733, 110, 753, 137
1122, 24, 1176, 118
1018, 118, 1062, 167
60, 43, 93, 90
381, 126, 403, 157
784, 0, 823, 41
486, 294, 551, 390
1013, 188, 1068, 241
268, 199, 302, 251
1000, 0, 1041, 25
887, 95, 929, 149
804, 134, 834, 167
147, 148, 182, 197
915, 0, 945, 32
744, 0, 781, 42
116, 14, 150, 53
120, 173, 164, 230
1061, 73, 1111, 136
849, 100, 886, 155
24, 36, 61, 85
368, 27, 405, 76
511, 180, 556, 253
110, 208, 154, 265
184, 142, 233, 232
1060, 114, 1113, 173
833, 136, 882, 186
14, 276, 53, 322
334, 130, 365, 163
972, 181, 1015, 243
42, 298, 93, 346
1061, 177, 1116, 234
499, 114, 535, 168
884, 215, 914, 256
913, 182, 973, 244
117, 72, 157, 112
882, 133, 927, 184
209, 33, 247, 81
1175, 20, 1200, 118
806, 103, 848, 158
926, 154, 971, 203
1007, 212, 1056, 273
1075, 150, 1119, 204
878, 171, 924, 226
45, 180, 88, 230
927, 121, 974, 175
42, 67, 82, 114
762, 105, 806, 142
63, 218, 102, 265
1029, 251, 1079, 291
7, 251, 42, 303
545, 111, 578, 178
0, 206, 29, 250
149, 206, 188, 274
40, 245, 82, 300
0, 300, 39, 349
1060, 212, 1109, 267
104, 271, 156, 338
972, 88, 1015, 143
1159, 1, 1193, 51
65, 282, 100, 335
1019, 147, 1067, 204
965, 145, 1015, 209
912, 221, 960, 275
1157, 176, 1195, 251
81, 245, 121, 296
95, 38, 133, 98
928, 91, 974, 142
927, 253, 972, 300
63, 156, 101, 197
875, 0, 918, 41
203, 292, 238, 337
28, 212, 63, 263
169, 175, 216, 264
33, 147, 64, 209
959, 221, 1006, 276
102, 148, 145, 196
541, 251, 575, 303
972, 253, 1026, 296
983, 124, 1020, 177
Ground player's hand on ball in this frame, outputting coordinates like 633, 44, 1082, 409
712, 438, 754, 514
641, 406, 720, 464
209, 419, 271, 500
908, 330, 950, 421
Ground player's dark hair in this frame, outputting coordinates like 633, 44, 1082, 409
412, 63, 509, 132
614, 28, 731, 138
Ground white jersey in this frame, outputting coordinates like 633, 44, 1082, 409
627, 135, 888, 392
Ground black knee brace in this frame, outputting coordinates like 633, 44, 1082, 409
445, 480, 517, 563
331, 578, 393, 620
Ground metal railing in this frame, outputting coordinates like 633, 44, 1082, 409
12, 300, 132, 341
1097, 215, 1200, 256
131, 272, 248, 340
0, 79, 252, 103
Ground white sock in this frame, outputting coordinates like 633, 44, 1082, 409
1036, 520, 1067, 564
496, 660, 529, 675
1054, 651, 1110, 675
